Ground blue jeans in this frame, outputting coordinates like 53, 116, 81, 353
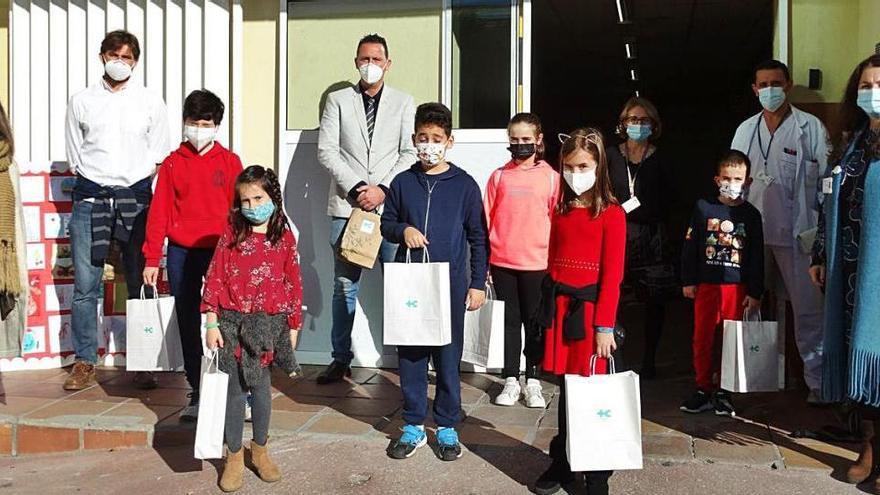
329, 216, 398, 364
166, 244, 214, 393
70, 200, 150, 364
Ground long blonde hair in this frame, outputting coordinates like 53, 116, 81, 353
556, 127, 616, 217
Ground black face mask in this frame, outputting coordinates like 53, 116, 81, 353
507, 143, 537, 160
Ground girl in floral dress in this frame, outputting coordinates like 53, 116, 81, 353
201, 165, 302, 492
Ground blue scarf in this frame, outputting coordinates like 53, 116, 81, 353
822, 129, 880, 406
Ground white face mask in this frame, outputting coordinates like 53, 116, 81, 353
358, 63, 385, 85
104, 58, 133, 82
563, 169, 596, 196
719, 181, 745, 200
184, 125, 217, 152
416, 142, 447, 166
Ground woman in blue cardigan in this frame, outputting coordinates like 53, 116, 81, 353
810, 54, 880, 488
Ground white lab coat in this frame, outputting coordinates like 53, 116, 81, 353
730, 105, 829, 391
731, 105, 830, 249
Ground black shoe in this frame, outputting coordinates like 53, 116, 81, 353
316, 360, 351, 385
584, 471, 611, 495
133, 371, 158, 390
533, 462, 574, 495
713, 391, 736, 417
680, 389, 713, 414
388, 424, 427, 459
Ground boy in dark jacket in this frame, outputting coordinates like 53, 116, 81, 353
680, 150, 764, 418
380, 102, 489, 461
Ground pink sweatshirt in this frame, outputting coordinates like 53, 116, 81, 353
484, 160, 560, 271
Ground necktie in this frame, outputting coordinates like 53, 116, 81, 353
366, 97, 376, 142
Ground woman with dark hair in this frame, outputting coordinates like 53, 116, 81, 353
809, 54, 880, 488
607, 96, 676, 378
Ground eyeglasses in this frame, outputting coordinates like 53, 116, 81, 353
622, 116, 652, 125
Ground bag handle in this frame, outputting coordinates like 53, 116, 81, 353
139, 284, 159, 300
742, 307, 762, 322
404, 247, 430, 264
589, 354, 616, 375
205, 348, 220, 373
484, 281, 497, 300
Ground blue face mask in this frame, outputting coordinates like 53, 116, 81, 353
758, 86, 786, 112
626, 124, 652, 142
241, 201, 276, 225
857, 88, 880, 119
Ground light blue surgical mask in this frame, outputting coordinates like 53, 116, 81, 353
626, 124, 652, 142
758, 86, 786, 112
857, 88, 880, 119
241, 201, 276, 225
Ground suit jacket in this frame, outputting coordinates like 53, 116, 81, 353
318, 84, 417, 218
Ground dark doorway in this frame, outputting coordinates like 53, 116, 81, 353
532, 0, 774, 209
530, 0, 774, 378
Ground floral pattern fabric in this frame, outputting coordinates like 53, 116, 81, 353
201, 225, 303, 329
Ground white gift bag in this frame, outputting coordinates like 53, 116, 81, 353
125, 285, 184, 371
462, 284, 505, 368
194, 349, 229, 459
383, 249, 451, 347
721, 310, 779, 393
565, 356, 643, 472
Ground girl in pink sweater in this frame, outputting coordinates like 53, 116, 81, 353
484, 113, 560, 408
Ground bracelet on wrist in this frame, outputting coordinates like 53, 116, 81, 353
205, 322, 219, 330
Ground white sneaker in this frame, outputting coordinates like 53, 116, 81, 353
524, 379, 546, 409
494, 377, 521, 406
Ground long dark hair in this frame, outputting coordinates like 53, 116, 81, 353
230, 165, 289, 247
0, 102, 15, 158
832, 54, 880, 164
556, 127, 617, 217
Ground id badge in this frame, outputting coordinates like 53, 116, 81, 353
822, 177, 833, 194
622, 196, 641, 214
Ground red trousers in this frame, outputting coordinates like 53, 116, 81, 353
692, 283, 747, 391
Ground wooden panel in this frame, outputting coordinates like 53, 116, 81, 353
86, 0, 106, 87
67, 1, 88, 102
183, 0, 202, 95
29, 0, 49, 163
165, 0, 185, 143
124, 0, 145, 87
11, 0, 31, 164
48, 0, 68, 161
106, 0, 124, 31
203, 0, 229, 144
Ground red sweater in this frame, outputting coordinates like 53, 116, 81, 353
200, 227, 303, 329
143, 142, 243, 267
542, 205, 626, 376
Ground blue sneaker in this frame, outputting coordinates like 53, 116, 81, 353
436, 427, 462, 461
389, 424, 427, 459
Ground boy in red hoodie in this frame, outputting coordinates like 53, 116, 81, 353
142, 90, 243, 421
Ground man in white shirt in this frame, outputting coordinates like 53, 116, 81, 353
63, 30, 171, 391
731, 60, 829, 402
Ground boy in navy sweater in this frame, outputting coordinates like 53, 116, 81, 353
680, 150, 764, 417
380, 102, 488, 461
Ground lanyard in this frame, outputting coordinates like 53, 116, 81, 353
754, 114, 774, 168
623, 145, 649, 197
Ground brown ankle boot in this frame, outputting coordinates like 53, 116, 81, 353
63, 362, 96, 391
219, 447, 245, 492
250, 439, 281, 482
847, 420, 875, 484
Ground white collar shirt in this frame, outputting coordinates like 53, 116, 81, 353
65, 79, 171, 186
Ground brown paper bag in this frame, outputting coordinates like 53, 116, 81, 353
338, 209, 383, 269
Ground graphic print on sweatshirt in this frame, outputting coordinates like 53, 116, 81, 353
687, 218, 749, 269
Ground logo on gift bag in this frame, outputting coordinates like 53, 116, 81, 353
750, 345, 760, 353
405, 299, 418, 309
597, 409, 612, 419
144, 326, 155, 334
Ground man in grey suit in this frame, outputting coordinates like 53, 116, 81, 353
316, 34, 417, 384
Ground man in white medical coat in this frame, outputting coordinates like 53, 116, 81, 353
731, 59, 829, 402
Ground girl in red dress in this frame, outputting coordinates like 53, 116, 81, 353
533, 128, 626, 495
201, 166, 303, 492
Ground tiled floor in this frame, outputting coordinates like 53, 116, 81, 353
0, 364, 861, 474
